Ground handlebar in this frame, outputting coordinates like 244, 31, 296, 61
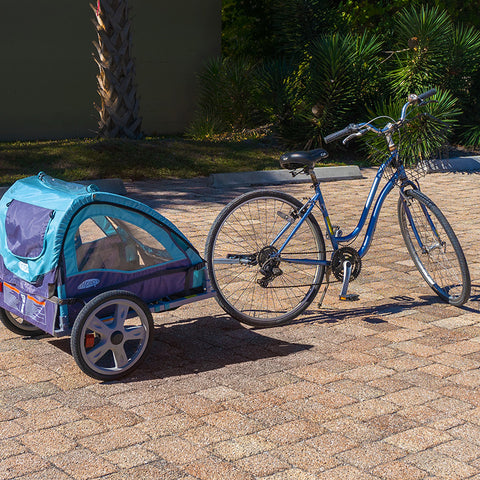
324, 124, 358, 144
325, 89, 437, 144
418, 88, 436, 101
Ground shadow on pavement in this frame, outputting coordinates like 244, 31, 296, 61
48, 315, 313, 383
46, 291, 479, 383
288, 293, 480, 325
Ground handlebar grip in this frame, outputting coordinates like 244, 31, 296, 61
418, 88, 437, 101
324, 124, 355, 144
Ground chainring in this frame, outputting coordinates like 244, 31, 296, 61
331, 246, 362, 282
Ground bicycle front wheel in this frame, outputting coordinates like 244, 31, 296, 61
398, 189, 470, 306
206, 190, 326, 327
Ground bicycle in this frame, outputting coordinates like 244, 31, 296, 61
205, 89, 471, 327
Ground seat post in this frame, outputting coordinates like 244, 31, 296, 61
308, 167, 319, 186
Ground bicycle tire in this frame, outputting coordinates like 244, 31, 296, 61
206, 190, 325, 327
71, 290, 154, 380
398, 189, 470, 306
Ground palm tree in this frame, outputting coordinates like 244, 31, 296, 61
92, 0, 142, 138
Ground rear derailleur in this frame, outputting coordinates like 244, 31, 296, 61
257, 246, 283, 288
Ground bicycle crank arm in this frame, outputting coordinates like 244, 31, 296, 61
339, 260, 359, 301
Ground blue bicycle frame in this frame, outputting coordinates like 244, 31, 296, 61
275, 151, 405, 268
207, 88, 470, 322
253, 92, 444, 280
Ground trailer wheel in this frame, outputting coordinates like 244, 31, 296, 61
71, 290, 153, 381
0, 308, 44, 336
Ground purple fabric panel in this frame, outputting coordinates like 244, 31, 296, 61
125, 271, 188, 304
71, 272, 188, 307
0, 256, 56, 298
5, 200, 53, 259
64, 259, 190, 300
0, 285, 56, 335
62, 304, 83, 328
44, 301, 58, 335
63, 270, 189, 330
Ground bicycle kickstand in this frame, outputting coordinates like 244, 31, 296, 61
317, 267, 331, 308
339, 260, 359, 301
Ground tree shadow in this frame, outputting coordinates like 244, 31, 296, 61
146, 316, 312, 380
127, 180, 248, 212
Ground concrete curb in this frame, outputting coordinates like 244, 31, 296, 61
427, 155, 480, 173
0, 156, 479, 198
208, 155, 480, 188
208, 156, 480, 188
208, 165, 363, 188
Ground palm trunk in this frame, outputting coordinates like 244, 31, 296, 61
91, 0, 142, 138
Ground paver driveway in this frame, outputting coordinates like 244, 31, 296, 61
0, 168, 479, 479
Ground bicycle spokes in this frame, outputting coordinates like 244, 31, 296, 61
399, 190, 470, 304
206, 191, 326, 326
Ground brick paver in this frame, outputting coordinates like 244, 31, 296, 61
0, 168, 479, 479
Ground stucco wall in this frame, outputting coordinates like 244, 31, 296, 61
0, 1, 221, 141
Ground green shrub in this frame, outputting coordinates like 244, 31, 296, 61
191, 3, 480, 153
189, 57, 259, 138
305, 33, 384, 144
387, 5, 480, 147
252, 58, 307, 146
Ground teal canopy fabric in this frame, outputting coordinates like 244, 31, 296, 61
0, 173, 191, 283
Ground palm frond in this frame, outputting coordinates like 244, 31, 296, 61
306, 33, 382, 140
389, 5, 452, 95
364, 89, 460, 165
460, 126, 480, 148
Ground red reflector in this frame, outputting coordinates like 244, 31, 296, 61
85, 333, 95, 349
0, 282, 2, 292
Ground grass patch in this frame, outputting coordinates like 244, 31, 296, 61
0, 136, 355, 185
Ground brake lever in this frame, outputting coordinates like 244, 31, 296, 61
342, 129, 368, 145
419, 99, 438, 107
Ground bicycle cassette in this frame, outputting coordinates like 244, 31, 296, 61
331, 247, 362, 282
257, 245, 283, 287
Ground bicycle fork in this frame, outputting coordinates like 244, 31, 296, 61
401, 189, 443, 254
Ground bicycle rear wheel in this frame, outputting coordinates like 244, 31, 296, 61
206, 190, 325, 327
398, 189, 470, 306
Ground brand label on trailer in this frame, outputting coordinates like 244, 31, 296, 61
78, 278, 100, 290
18, 261, 29, 273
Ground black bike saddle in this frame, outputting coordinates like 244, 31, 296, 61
279, 148, 329, 170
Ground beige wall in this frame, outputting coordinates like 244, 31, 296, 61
0, 1, 221, 141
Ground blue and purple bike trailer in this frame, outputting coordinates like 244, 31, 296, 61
0, 172, 214, 379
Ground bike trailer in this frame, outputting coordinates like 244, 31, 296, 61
0, 173, 214, 379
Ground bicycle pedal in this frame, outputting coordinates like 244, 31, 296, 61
339, 293, 359, 301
